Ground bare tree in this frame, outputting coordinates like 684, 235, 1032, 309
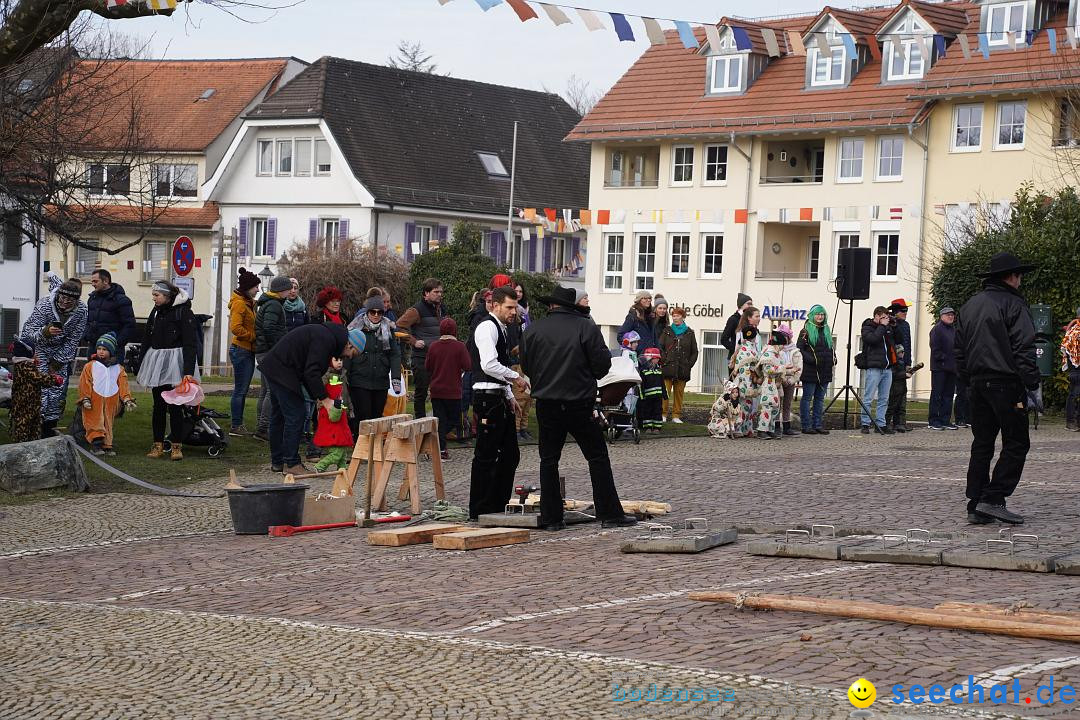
563, 73, 602, 116
387, 40, 440, 74
278, 239, 410, 318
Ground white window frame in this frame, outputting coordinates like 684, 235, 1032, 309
994, 100, 1026, 150
671, 145, 694, 185
808, 236, 821, 280
837, 137, 864, 182
152, 163, 198, 198
952, 103, 983, 152
141, 241, 166, 282
634, 233, 656, 291
609, 151, 624, 186
667, 233, 690, 278
315, 139, 331, 175
809, 47, 845, 87
257, 139, 274, 176
876, 136, 904, 181
321, 218, 340, 253
700, 233, 724, 278
251, 218, 269, 257
75, 242, 100, 277
886, 38, 925, 81
603, 233, 625, 292
872, 231, 900, 279
709, 55, 743, 94
414, 224, 433, 255
833, 232, 860, 279
704, 144, 728, 185
294, 138, 312, 177
86, 163, 130, 197
276, 139, 293, 176
476, 152, 509, 177
988, 2, 1026, 46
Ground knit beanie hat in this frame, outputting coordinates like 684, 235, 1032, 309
96, 332, 118, 356
237, 267, 260, 293
364, 295, 386, 313
736, 292, 751, 308
269, 275, 292, 294
653, 294, 669, 309
57, 278, 82, 299
489, 273, 513, 289
317, 286, 343, 307
634, 290, 652, 302
347, 326, 367, 353
575, 288, 589, 304
439, 317, 458, 336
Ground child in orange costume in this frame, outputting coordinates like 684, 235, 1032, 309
78, 332, 136, 456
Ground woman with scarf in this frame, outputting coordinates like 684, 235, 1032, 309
730, 307, 762, 437
284, 278, 309, 332
797, 304, 835, 435
658, 306, 698, 423
138, 281, 199, 460
18, 273, 87, 437
344, 295, 402, 435
311, 286, 345, 325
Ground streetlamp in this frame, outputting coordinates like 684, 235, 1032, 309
258, 264, 273, 290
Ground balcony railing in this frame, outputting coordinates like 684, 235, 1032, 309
755, 270, 819, 280
604, 178, 660, 189
760, 175, 822, 185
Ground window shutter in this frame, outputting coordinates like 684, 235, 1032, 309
571, 237, 581, 274
339, 219, 349, 244
238, 217, 249, 258
266, 218, 277, 257
308, 218, 318, 249
526, 237, 535, 272
489, 231, 505, 266
437, 224, 448, 247
543, 236, 553, 271
405, 222, 416, 262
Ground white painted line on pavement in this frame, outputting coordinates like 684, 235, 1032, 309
972, 655, 1080, 687
0, 529, 232, 559
447, 563, 890, 635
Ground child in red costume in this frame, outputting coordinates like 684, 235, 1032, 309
313, 372, 354, 471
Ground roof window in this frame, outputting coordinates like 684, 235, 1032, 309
476, 151, 508, 177
197, 88, 217, 101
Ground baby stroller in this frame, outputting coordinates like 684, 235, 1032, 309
162, 405, 228, 458
597, 354, 642, 444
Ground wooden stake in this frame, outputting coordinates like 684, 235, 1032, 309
224, 469, 242, 490
934, 602, 1080, 627
688, 591, 1080, 643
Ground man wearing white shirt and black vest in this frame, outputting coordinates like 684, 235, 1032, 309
468, 286, 526, 519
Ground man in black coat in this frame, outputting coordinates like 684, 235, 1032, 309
955, 252, 1039, 525
928, 307, 958, 430
859, 306, 896, 434
720, 293, 752, 356
86, 270, 135, 361
521, 285, 637, 531
258, 322, 356, 475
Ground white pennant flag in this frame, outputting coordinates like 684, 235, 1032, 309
538, 3, 570, 25
577, 8, 604, 32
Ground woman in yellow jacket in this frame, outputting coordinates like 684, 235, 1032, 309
228, 268, 261, 435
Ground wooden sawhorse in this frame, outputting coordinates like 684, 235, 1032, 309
370, 416, 445, 514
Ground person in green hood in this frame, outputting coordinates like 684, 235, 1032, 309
796, 304, 836, 434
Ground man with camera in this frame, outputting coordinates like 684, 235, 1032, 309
955, 252, 1039, 525
858, 306, 896, 434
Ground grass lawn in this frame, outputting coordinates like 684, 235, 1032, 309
1, 381, 705, 505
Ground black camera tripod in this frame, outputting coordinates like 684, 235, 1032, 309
822, 297, 883, 431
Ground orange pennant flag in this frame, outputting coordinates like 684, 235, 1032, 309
799, 207, 813, 222
596, 209, 611, 225
505, 0, 539, 21
524, 208, 537, 222
579, 209, 592, 226
734, 209, 749, 224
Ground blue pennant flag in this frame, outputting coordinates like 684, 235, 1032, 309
978, 33, 990, 59
731, 26, 753, 51
675, 21, 699, 49
610, 12, 634, 41
1048, 27, 1058, 54
474, 0, 501, 10
934, 34, 946, 57
840, 32, 857, 57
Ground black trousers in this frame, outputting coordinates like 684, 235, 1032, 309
885, 375, 907, 428
469, 392, 520, 519
151, 385, 184, 443
349, 387, 387, 437
954, 377, 969, 424
1067, 370, 1080, 423
536, 398, 625, 525
431, 398, 461, 451
966, 378, 1030, 511
411, 358, 431, 418
929, 370, 956, 427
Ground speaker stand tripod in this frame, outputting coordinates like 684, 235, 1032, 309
822, 297, 882, 431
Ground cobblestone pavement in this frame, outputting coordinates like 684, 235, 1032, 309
1, 425, 1079, 719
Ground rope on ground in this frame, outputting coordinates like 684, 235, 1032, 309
73, 442, 224, 499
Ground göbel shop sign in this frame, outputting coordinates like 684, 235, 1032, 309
675, 303, 811, 320
172, 236, 194, 277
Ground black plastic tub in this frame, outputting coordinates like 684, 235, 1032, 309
226, 483, 309, 534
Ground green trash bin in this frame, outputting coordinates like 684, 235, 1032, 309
1035, 338, 1055, 377
1031, 304, 1053, 336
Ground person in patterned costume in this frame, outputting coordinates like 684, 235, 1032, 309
730, 310, 762, 437
18, 273, 87, 436
7, 339, 64, 443
756, 329, 786, 440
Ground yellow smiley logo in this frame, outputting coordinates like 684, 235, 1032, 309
848, 678, 877, 709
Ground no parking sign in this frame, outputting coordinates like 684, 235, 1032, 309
172, 236, 194, 277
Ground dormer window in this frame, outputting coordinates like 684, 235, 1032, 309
887, 38, 924, 80
809, 48, 845, 87
710, 55, 744, 93
988, 2, 1026, 45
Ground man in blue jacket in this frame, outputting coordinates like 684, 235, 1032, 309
928, 307, 958, 430
85, 270, 135, 362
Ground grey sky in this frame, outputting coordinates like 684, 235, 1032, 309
114, 0, 851, 98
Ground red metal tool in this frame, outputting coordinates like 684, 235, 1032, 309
268, 521, 356, 537
374, 515, 412, 524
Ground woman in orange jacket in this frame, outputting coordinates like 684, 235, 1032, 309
228, 268, 261, 436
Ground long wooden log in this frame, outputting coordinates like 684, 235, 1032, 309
688, 591, 1080, 643
934, 602, 1080, 627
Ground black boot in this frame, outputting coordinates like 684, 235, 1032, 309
40, 419, 58, 438
783, 421, 798, 436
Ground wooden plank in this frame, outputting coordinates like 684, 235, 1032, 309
432, 528, 530, 551
366, 522, 466, 547
392, 416, 438, 439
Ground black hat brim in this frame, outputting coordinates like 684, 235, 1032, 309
977, 263, 1036, 278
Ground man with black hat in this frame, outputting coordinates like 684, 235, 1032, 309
721, 293, 753, 356
955, 252, 1040, 525
521, 285, 637, 531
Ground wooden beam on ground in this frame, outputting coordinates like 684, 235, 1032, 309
366, 522, 466, 547
688, 591, 1080, 643
933, 602, 1080, 627
432, 528, 530, 551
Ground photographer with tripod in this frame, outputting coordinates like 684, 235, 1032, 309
859, 306, 897, 434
